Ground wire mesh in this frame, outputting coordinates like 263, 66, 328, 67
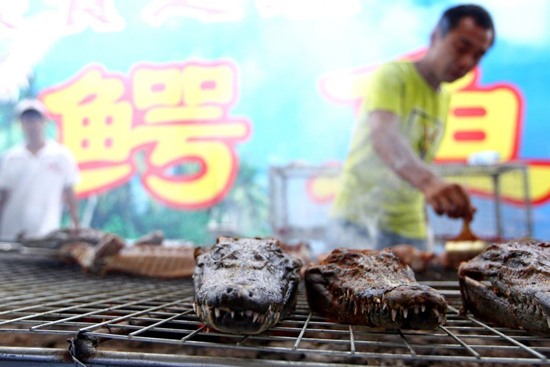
430, 163, 532, 241
268, 163, 532, 258
1, 254, 550, 366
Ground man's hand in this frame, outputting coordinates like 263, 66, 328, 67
422, 177, 476, 220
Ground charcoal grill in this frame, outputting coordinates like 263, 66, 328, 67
1, 254, 550, 366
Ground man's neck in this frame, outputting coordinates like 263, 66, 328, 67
413, 58, 441, 91
26, 139, 46, 155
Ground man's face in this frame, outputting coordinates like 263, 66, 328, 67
20, 114, 46, 141
431, 16, 494, 83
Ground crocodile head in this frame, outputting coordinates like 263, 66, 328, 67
193, 237, 302, 334
305, 249, 447, 330
459, 240, 550, 335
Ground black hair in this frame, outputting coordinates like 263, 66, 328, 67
437, 4, 495, 43
20, 109, 44, 120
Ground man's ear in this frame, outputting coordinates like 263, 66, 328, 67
430, 29, 437, 45
430, 26, 444, 46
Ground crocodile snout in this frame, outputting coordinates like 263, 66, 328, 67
203, 283, 268, 313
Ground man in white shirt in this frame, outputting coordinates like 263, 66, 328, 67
0, 99, 80, 240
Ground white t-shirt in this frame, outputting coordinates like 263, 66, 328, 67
0, 140, 80, 239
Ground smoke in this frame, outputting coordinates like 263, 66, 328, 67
455, 0, 550, 47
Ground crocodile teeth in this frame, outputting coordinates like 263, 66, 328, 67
382, 303, 388, 311
547, 317, 550, 329
246, 310, 253, 317
391, 308, 397, 321
403, 308, 408, 319
434, 309, 440, 319
231, 311, 235, 318
414, 306, 420, 314
215, 308, 220, 318
252, 312, 259, 323
421, 304, 426, 313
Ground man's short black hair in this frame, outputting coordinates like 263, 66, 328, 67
437, 4, 495, 43
20, 109, 44, 121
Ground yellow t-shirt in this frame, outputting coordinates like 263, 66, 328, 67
331, 60, 450, 240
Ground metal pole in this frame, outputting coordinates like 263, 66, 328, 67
492, 171, 503, 240
268, 166, 277, 235
521, 164, 534, 238
281, 168, 288, 240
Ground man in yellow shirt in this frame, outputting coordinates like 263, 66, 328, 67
329, 4, 495, 251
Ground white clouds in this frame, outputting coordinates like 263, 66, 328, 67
355, 0, 550, 51
451, 0, 550, 46
255, 0, 362, 19
365, 2, 437, 48
358, 0, 550, 49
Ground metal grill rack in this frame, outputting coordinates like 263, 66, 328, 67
269, 163, 533, 251
1, 254, 550, 366
431, 163, 533, 242
269, 164, 341, 242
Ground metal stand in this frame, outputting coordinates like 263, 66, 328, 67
269, 162, 533, 243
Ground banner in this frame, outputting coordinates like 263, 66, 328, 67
1, 0, 550, 243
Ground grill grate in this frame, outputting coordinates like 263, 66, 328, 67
1, 254, 550, 366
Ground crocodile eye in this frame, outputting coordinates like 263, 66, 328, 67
227, 252, 239, 260
210, 248, 224, 260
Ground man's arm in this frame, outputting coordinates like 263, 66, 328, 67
63, 187, 80, 229
369, 110, 474, 220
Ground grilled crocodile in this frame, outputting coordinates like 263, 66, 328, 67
19, 228, 106, 249
459, 240, 550, 335
59, 234, 196, 278
305, 248, 447, 329
193, 236, 302, 334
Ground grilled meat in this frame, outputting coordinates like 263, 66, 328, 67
305, 248, 447, 329
389, 244, 436, 273
58, 234, 126, 272
19, 228, 106, 249
133, 230, 164, 246
279, 240, 312, 268
59, 233, 196, 278
101, 244, 196, 278
193, 236, 302, 334
458, 240, 550, 335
